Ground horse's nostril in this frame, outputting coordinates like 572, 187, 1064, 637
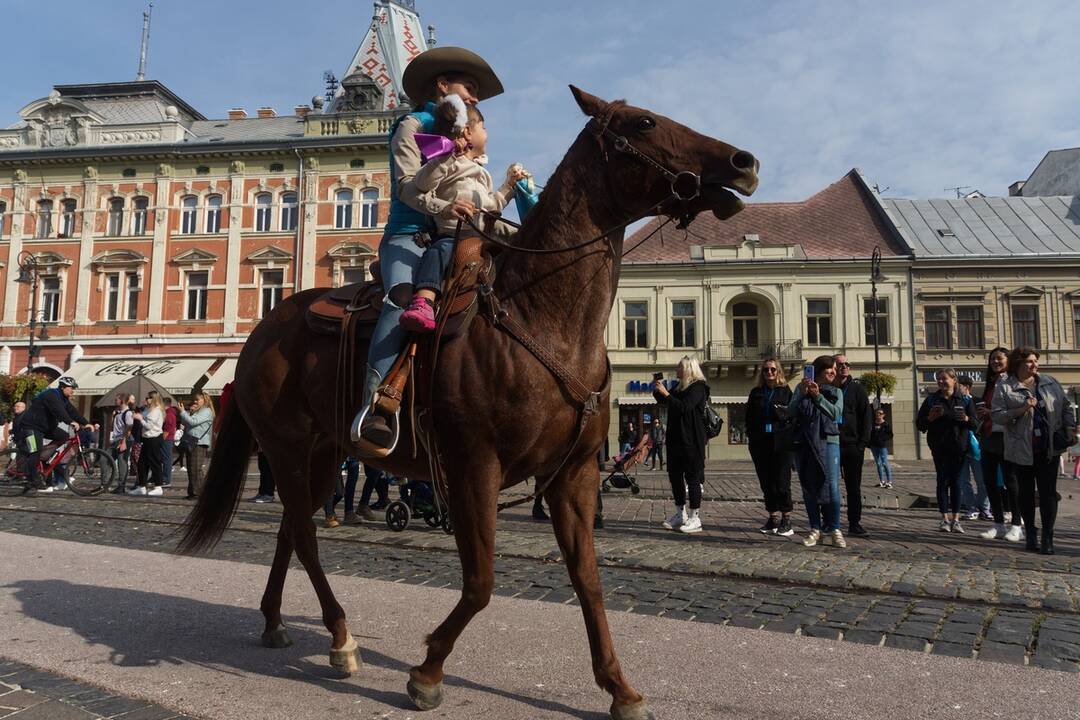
731, 151, 756, 172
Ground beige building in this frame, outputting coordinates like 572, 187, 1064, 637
883, 195, 1080, 456
611, 170, 919, 460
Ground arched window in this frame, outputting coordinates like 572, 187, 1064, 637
60, 199, 78, 238
181, 195, 198, 234
107, 198, 125, 236
360, 188, 379, 228
732, 301, 759, 349
334, 189, 353, 229
36, 199, 53, 238
280, 192, 298, 231
255, 193, 272, 232
132, 196, 149, 236
205, 194, 223, 233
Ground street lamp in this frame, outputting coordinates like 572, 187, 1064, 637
14, 251, 47, 375
869, 246, 887, 407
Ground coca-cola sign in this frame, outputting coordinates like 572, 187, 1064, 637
93, 360, 183, 377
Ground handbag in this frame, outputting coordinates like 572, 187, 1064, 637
702, 402, 724, 440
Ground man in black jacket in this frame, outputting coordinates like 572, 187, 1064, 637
834, 355, 872, 536
17, 377, 89, 492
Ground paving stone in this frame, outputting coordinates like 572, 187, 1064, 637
843, 629, 883, 646
728, 615, 765, 630
885, 634, 929, 652
977, 641, 1028, 665
1029, 653, 1080, 673
931, 641, 974, 658
893, 622, 939, 639
802, 624, 843, 640
890, 582, 920, 596
763, 615, 805, 634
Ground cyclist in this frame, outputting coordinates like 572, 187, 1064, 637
17, 376, 90, 493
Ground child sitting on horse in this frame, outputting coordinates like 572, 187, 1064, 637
398, 96, 528, 333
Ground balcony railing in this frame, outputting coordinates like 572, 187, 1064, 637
706, 340, 803, 363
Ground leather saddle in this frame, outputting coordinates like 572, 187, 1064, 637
305, 235, 494, 341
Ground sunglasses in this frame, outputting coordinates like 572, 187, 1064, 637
762, 367, 778, 374
836, 362, 850, 368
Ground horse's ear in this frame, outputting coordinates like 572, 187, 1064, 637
569, 85, 609, 118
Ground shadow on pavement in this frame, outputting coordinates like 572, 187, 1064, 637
7, 579, 608, 719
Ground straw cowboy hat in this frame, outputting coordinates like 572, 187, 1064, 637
402, 46, 504, 105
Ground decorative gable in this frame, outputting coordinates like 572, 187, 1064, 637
91, 249, 147, 268
327, 242, 376, 263
33, 251, 73, 271
1005, 286, 1045, 298
246, 246, 294, 268
171, 248, 219, 267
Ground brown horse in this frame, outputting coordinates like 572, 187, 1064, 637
178, 86, 757, 719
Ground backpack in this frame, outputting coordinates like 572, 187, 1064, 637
702, 390, 724, 440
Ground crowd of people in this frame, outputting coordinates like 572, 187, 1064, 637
645, 347, 1076, 556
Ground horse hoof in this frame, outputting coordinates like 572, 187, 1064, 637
611, 699, 655, 720
261, 624, 293, 649
406, 678, 444, 711
329, 634, 361, 674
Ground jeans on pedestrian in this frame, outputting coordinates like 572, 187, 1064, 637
160, 440, 173, 485
799, 443, 840, 530
366, 232, 426, 381
870, 446, 892, 483
959, 451, 990, 515
111, 444, 131, 490
932, 451, 963, 514
343, 457, 360, 515
646, 445, 664, 469
414, 236, 455, 295
981, 448, 1019, 524
360, 463, 389, 508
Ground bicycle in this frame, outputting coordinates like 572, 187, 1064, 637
1, 433, 117, 497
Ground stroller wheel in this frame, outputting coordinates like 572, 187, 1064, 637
441, 514, 454, 535
424, 512, 441, 528
630, 484, 641, 495
386, 501, 410, 531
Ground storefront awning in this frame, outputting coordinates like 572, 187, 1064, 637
202, 358, 237, 394
64, 357, 217, 395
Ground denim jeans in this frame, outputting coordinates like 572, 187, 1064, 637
342, 457, 360, 515
959, 451, 990, 515
801, 443, 841, 530
870, 446, 892, 483
414, 236, 456, 294
366, 232, 426, 380
111, 445, 131, 490
932, 452, 963, 514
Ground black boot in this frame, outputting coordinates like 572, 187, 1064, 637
1040, 528, 1055, 555
1026, 526, 1040, 553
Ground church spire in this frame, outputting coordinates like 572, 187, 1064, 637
332, 0, 430, 112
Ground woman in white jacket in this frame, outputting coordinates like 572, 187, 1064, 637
130, 391, 166, 496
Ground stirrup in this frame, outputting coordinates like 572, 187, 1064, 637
350, 403, 401, 458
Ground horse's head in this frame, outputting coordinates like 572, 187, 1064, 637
570, 86, 758, 224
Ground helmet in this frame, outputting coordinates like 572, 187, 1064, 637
57, 376, 78, 389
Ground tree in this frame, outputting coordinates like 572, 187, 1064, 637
860, 371, 897, 401
0, 372, 51, 421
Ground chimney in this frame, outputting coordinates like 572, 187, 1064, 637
1008, 180, 1025, 197
227, 108, 247, 120
293, 104, 311, 118
256, 107, 277, 119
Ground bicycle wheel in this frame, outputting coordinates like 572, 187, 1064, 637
1, 452, 27, 496
65, 449, 116, 496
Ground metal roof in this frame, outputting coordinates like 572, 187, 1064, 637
881, 196, 1080, 257
185, 117, 306, 144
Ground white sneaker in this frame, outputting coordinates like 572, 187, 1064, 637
146, 486, 164, 497
832, 529, 847, 548
127, 486, 148, 496
679, 515, 703, 534
980, 524, 1006, 539
939, 519, 952, 532
1003, 525, 1025, 543
803, 529, 821, 547
966, 511, 980, 521
39, 485, 55, 494
951, 520, 965, 534
662, 509, 685, 530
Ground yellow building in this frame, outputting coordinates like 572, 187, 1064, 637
613, 170, 919, 459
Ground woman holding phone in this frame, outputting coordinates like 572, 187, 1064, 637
917, 369, 979, 533
976, 347, 1018, 541
789, 355, 845, 548
652, 356, 709, 534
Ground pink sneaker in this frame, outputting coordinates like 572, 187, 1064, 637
399, 296, 436, 332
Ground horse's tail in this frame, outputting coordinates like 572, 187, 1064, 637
176, 395, 253, 555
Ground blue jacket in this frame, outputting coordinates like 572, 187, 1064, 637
384, 104, 436, 236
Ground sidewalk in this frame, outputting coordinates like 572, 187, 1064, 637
1, 533, 1077, 720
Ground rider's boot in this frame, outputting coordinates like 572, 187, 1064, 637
351, 367, 393, 448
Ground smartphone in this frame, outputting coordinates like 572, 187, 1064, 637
803, 364, 815, 382
652, 372, 664, 382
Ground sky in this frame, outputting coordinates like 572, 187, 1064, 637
3, 0, 1079, 203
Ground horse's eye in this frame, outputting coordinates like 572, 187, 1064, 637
636, 116, 656, 132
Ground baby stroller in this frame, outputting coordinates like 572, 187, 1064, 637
385, 477, 453, 534
601, 435, 649, 494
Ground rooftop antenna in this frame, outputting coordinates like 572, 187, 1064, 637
944, 185, 973, 199
323, 71, 339, 105
136, 2, 153, 81
427, 24, 437, 47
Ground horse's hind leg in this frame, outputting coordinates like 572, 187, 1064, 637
547, 461, 653, 720
259, 513, 295, 648
269, 440, 361, 674
407, 461, 500, 710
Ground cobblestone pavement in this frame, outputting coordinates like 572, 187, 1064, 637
2, 459, 1079, 675
0, 658, 192, 719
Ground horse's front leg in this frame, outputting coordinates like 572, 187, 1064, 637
547, 460, 653, 720
407, 458, 501, 711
